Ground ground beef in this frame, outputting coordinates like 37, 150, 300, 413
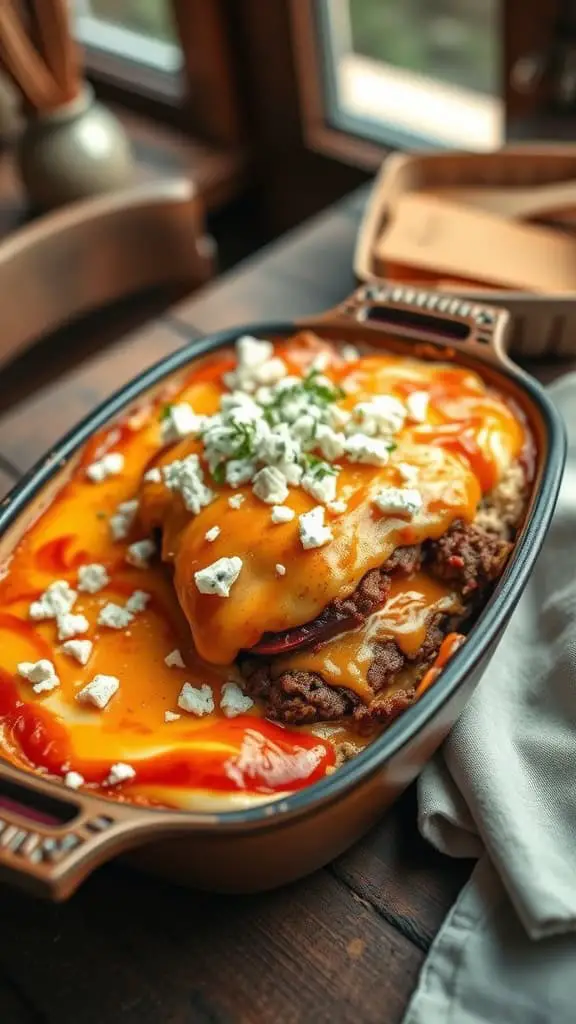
250, 545, 421, 655
241, 521, 513, 729
425, 521, 512, 596
243, 665, 359, 725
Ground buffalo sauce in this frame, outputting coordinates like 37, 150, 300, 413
0, 335, 527, 808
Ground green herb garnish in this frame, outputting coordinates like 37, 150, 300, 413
211, 463, 226, 485
159, 403, 173, 422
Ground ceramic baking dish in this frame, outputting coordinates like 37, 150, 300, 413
355, 145, 576, 358
0, 285, 565, 900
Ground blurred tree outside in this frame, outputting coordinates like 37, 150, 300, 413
88, 0, 177, 43
348, 0, 499, 95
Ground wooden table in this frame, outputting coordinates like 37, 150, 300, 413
0, 185, 476, 1024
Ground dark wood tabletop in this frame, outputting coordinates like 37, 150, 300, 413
0, 185, 477, 1024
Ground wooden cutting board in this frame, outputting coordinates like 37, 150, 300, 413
376, 193, 576, 293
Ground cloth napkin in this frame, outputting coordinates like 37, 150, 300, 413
404, 373, 576, 1024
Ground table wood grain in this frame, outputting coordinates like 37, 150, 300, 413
0, 186, 477, 1024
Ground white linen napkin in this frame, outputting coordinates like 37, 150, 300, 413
404, 373, 576, 1024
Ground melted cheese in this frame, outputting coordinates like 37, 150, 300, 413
139, 342, 524, 665
273, 572, 461, 701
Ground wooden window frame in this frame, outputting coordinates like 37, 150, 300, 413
80, 0, 244, 148
289, 0, 564, 172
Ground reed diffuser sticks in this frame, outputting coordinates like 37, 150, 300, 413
0, 0, 81, 114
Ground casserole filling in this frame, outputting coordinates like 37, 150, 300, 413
0, 331, 532, 807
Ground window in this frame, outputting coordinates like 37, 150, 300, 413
319, 0, 503, 150
291, 0, 562, 169
74, 0, 182, 74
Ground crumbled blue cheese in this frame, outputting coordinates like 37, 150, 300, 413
220, 681, 254, 718
160, 402, 206, 444
64, 770, 85, 790
17, 659, 60, 694
301, 465, 338, 505
314, 424, 346, 461
163, 454, 214, 515
61, 639, 93, 665
252, 466, 289, 505
205, 526, 221, 543
194, 556, 243, 597
328, 499, 347, 514
164, 648, 185, 669
143, 467, 162, 484
345, 434, 392, 467
373, 487, 423, 519
228, 493, 245, 509
351, 395, 406, 437
164, 710, 181, 722
406, 390, 429, 423
223, 336, 286, 392
125, 590, 150, 614
98, 602, 133, 629
106, 762, 136, 786
29, 580, 77, 620
109, 499, 139, 541
126, 539, 156, 568
275, 563, 287, 576
76, 673, 119, 709
341, 344, 359, 362
77, 563, 109, 594
270, 504, 295, 524
86, 452, 124, 482
225, 458, 258, 488
56, 612, 89, 641
299, 506, 333, 550
177, 682, 215, 716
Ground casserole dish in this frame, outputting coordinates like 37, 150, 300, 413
0, 284, 565, 900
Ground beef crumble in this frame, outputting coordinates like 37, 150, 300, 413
241, 520, 512, 728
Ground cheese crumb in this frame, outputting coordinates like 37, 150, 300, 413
397, 462, 419, 486
228, 494, 245, 509
29, 580, 77, 620
328, 499, 347, 514
98, 602, 133, 629
163, 453, 214, 515
271, 504, 295, 524
17, 659, 60, 694
301, 467, 337, 505
177, 682, 215, 716
205, 526, 221, 543
109, 499, 139, 541
126, 539, 156, 568
275, 563, 286, 576
106, 762, 136, 786
165, 649, 185, 668
64, 770, 85, 790
125, 590, 150, 614
56, 612, 89, 641
61, 639, 93, 666
351, 395, 406, 437
164, 710, 181, 722
160, 403, 205, 444
194, 556, 243, 597
374, 487, 423, 519
299, 506, 333, 550
76, 674, 119, 709
252, 466, 289, 505
143, 467, 162, 483
341, 344, 359, 362
406, 390, 430, 423
220, 681, 254, 718
345, 434, 392, 467
86, 452, 124, 483
77, 563, 109, 593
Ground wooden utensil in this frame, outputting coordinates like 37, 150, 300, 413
376, 193, 576, 293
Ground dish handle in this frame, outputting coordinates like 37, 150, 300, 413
305, 283, 512, 365
0, 760, 188, 900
